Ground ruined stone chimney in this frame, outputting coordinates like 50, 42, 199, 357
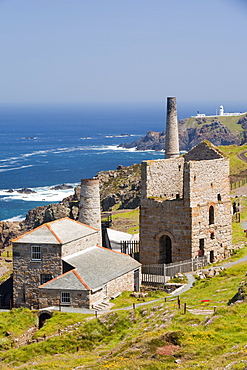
165, 97, 180, 159
78, 178, 102, 245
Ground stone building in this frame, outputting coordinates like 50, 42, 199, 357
12, 177, 140, 309
139, 98, 232, 265
12, 217, 140, 309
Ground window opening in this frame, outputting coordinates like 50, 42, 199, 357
209, 206, 214, 225
210, 232, 215, 240
61, 292, 71, 305
31, 245, 41, 261
199, 239, 204, 257
40, 274, 53, 285
217, 194, 221, 201
210, 250, 214, 263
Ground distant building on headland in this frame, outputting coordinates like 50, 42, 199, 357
194, 105, 245, 118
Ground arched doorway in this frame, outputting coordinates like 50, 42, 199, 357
159, 235, 172, 264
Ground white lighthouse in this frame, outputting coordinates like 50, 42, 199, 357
219, 105, 224, 116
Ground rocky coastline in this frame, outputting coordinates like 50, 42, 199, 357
0, 164, 141, 249
119, 114, 247, 151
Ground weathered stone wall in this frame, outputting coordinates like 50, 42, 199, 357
141, 158, 184, 200
89, 269, 138, 308
140, 198, 192, 264
61, 231, 101, 257
140, 142, 232, 265
38, 289, 89, 309
12, 243, 62, 308
184, 141, 224, 161
185, 157, 232, 260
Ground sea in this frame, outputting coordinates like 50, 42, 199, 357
0, 101, 245, 222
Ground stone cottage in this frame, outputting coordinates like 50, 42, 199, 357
12, 178, 141, 310
139, 98, 232, 265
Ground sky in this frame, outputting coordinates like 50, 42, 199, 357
0, 0, 247, 105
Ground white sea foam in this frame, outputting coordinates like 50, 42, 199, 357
0, 183, 78, 202
0, 165, 34, 173
2, 215, 26, 222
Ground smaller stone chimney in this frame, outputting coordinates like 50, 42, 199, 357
165, 97, 180, 159
78, 178, 102, 245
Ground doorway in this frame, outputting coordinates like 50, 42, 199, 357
159, 235, 172, 264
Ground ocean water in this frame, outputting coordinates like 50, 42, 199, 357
0, 103, 167, 221
0, 102, 245, 221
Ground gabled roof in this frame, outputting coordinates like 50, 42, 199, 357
39, 269, 89, 291
39, 245, 141, 292
12, 218, 98, 245
184, 140, 228, 162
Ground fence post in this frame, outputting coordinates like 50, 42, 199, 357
184, 303, 187, 314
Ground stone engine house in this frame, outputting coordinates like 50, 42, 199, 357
140, 98, 232, 265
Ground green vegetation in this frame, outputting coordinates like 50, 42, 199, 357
219, 144, 247, 178
1, 261, 247, 369
182, 114, 246, 134
110, 290, 168, 309
110, 208, 139, 234
0, 308, 37, 350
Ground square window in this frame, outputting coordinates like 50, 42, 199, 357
31, 245, 41, 261
61, 292, 71, 305
41, 274, 53, 285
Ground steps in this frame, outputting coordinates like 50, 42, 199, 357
92, 301, 111, 311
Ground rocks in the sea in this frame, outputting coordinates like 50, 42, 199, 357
50, 184, 73, 190
17, 188, 36, 194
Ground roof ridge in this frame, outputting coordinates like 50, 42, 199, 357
11, 223, 46, 243
96, 244, 129, 256
45, 224, 63, 244
38, 269, 75, 288
73, 269, 90, 290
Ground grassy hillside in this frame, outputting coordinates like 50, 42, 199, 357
183, 113, 246, 134
219, 144, 247, 179
0, 259, 247, 369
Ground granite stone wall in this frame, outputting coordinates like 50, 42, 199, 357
140, 144, 232, 265
12, 242, 62, 308
61, 231, 101, 257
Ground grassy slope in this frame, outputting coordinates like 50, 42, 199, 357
183, 114, 246, 134
0, 261, 247, 369
219, 144, 247, 178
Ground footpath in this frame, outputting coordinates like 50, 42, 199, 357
44, 252, 247, 315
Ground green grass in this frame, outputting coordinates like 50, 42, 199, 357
1, 262, 247, 369
110, 290, 168, 310
219, 144, 247, 177
0, 308, 37, 350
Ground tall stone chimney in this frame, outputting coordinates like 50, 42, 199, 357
78, 178, 102, 245
165, 97, 180, 159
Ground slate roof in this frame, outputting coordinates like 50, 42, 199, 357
39, 245, 141, 292
12, 218, 98, 245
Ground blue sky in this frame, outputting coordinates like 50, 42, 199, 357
0, 0, 246, 105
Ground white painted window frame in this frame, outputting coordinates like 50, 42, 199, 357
61, 292, 71, 305
31, 245, 42, 261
